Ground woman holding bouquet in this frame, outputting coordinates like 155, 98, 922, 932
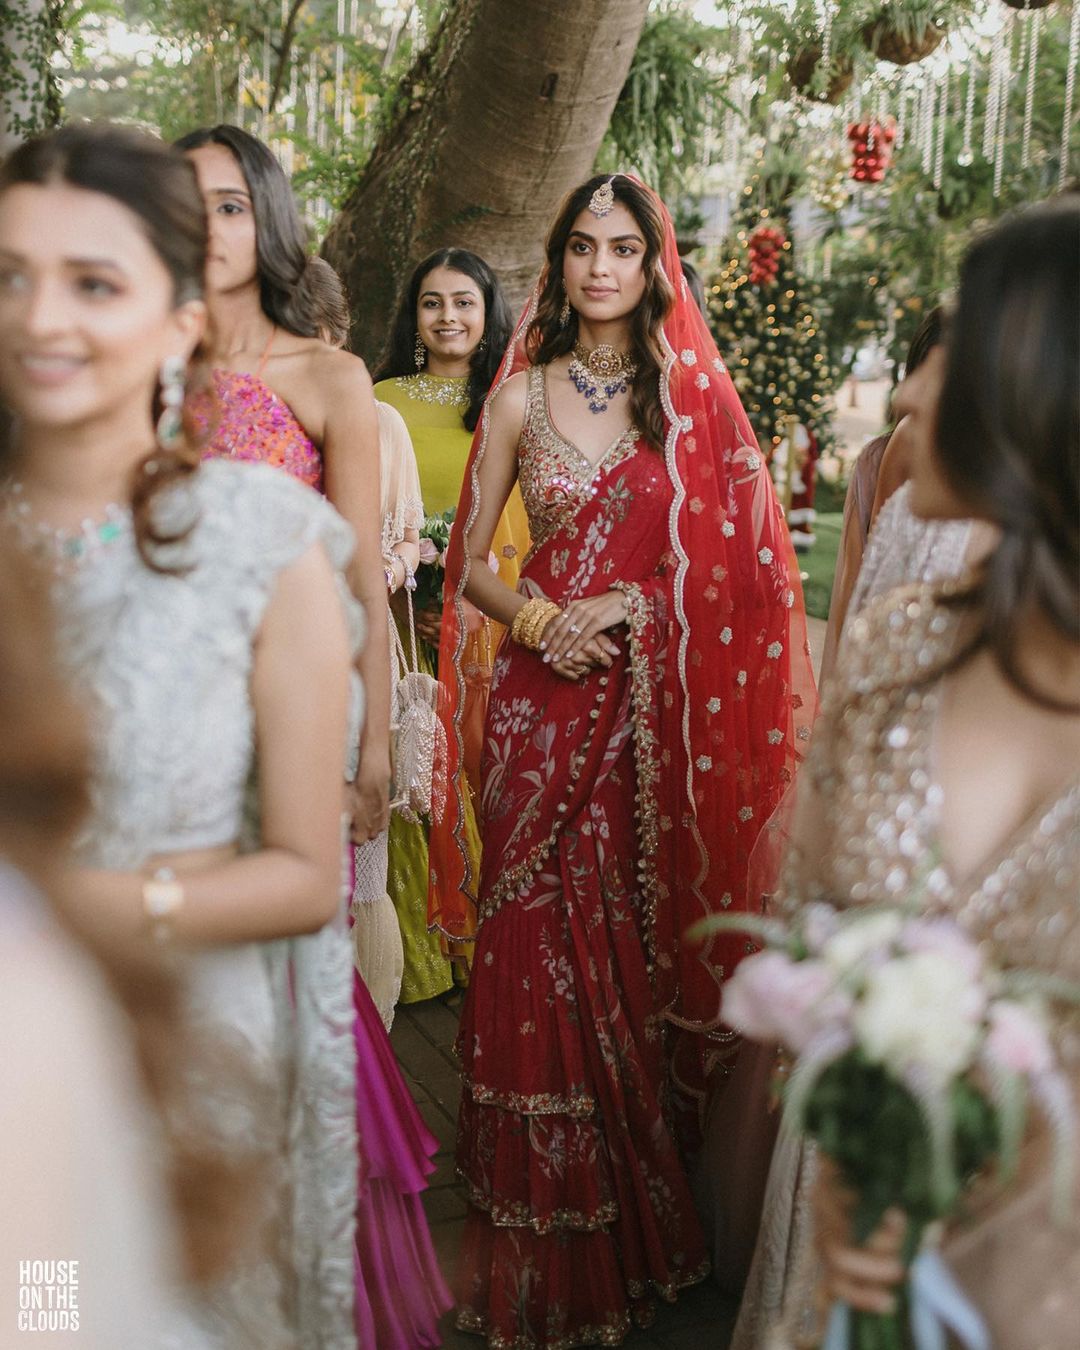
375, 248, 528, 998
733, 196, 1080, 1348
431, 173, 815, 1345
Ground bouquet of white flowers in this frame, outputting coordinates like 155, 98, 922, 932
709, 903, 1078, 1350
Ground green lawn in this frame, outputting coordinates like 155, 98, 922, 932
796, 510, 842, 621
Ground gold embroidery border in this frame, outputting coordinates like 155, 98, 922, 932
445, 291, 539, 906
464, 1079, 598, 1118
460, 1175, 619, 1235
611, 580, 661, 976
455, 1306, 633, 1350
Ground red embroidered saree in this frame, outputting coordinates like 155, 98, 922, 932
431, 181, 817, 1344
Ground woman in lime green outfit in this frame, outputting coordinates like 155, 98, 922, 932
375, 248, 529, 1001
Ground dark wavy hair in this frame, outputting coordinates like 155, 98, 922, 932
376, 247, 512, 432
0, 122, 212, 572
174, 124, 349, 347
937, 195, 1079, 710
527, 174, 675, 450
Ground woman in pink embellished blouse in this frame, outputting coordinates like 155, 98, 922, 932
180, 124, 451, 1348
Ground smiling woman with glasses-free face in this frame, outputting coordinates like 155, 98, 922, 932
0, 182, 203, 448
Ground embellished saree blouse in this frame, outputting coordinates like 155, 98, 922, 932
202, 368, 323, 491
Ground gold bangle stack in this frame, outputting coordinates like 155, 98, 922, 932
511, 598, 562, 651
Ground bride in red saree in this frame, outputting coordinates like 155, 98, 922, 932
430, 174, 816, 1346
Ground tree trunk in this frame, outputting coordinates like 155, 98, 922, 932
0, 0, 64, 153
322, 0, 650, 366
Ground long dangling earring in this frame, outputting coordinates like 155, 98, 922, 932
155, 356, 186, 451
477, 334, 487, 352
414, 333, 427, 370
559, 288, 571, 328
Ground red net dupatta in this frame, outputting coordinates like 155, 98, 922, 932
429, 177, 817, 1103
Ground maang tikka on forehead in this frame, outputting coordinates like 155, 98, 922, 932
587, 175, 617, 218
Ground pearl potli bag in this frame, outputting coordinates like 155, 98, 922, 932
390, 560, 444, 822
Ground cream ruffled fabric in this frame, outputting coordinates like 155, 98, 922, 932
349, 402, 425, 1030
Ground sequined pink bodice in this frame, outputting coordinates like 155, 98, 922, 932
202, 369, 323, 491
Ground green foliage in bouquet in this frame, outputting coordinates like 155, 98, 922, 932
413, 509, 454, 616
803, 1051, 999, 1249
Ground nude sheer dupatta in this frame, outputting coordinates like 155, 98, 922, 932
430, 178, 817, 1108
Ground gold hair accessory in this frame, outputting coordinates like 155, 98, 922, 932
588, 176, 617, 218
511, 598, 562, 652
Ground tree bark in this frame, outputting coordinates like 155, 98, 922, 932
322, 0, 650, 366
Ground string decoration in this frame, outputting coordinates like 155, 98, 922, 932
1062, 0, 1080, 189
1021, 10, 1041, 170
959, 59, 976, 165
933, 69, 949, 189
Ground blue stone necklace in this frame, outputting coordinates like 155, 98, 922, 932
567, 342, 637, 414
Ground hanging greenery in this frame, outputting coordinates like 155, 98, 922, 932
596, 6, 730, 199
0, 0, 65, 146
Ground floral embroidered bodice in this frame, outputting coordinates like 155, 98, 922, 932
517, 363, 643, 551
51, 459, 361, 870
202, 368, 323, 491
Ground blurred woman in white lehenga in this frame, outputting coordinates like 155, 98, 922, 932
0, 124, 360, 1348
0, 547, 180, 1348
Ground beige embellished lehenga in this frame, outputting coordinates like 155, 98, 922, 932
731, 580, 1080, 1350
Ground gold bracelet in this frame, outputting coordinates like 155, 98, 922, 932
512, 598, 561, 651
511, 598, 544, 646
528, 601, 561, 650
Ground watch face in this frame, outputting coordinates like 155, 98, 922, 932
146, 888, 170, 919
146, 881, 181, 919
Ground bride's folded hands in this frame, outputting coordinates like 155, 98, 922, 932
540, 590, 627, 667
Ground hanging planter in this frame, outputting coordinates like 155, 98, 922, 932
859, 1, 979, 65
786, 45, 855, 103
858, 16, 945, 65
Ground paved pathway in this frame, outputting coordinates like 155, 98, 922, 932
390, 617, 827, 1346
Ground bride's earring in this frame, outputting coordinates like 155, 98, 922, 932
414, 333, 427, 370
155, 356, 187, 451
559, 287, 571, 328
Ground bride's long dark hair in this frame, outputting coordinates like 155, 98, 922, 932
527, 174, 675, 450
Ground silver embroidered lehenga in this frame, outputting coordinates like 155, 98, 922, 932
45, 460, 362, 1350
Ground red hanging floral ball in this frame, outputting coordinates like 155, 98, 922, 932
748, 225, 786, 286
847, 119, 895, 183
